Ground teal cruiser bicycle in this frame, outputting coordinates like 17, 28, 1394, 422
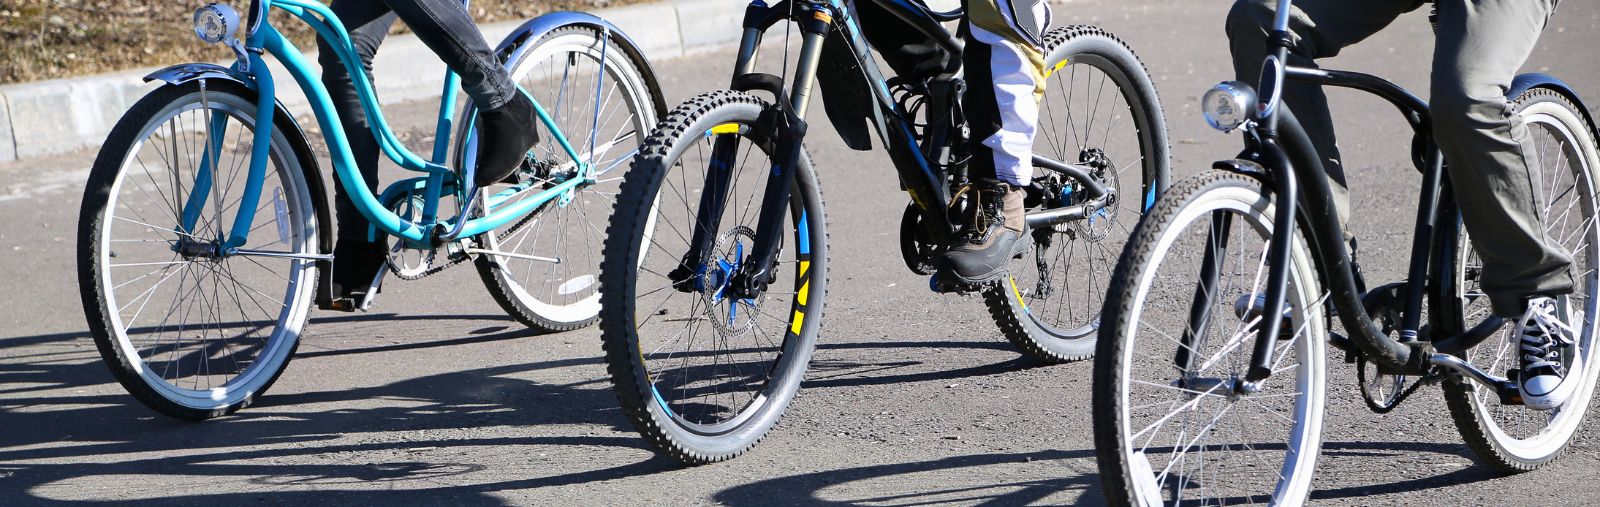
76, 0, 664, 419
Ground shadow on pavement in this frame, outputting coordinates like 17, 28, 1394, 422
715, 448, 1105, 506
2, 311, 1509, 504
711, 440, 1506, 506
0, 313, 679, 504
0, 311, 1047, 503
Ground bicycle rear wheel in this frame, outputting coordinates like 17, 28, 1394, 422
1442, 87, 1600, 472
599, 91, 828, 464
1094, 170, 1327, 505
78, 80, 320, 420
984, 25, 1170, 363
471, 25, 665, 332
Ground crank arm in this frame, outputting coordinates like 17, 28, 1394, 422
1429, 353, 1524, 405
464, 247, 560, 264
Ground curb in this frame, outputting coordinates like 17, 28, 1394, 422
0, 0, 742, 164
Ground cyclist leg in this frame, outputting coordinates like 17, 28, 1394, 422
319, 2, 398, 306
1431, 0, 1571, 318
343, 1, 535, 187
961, 0, 1048, 188
380, 0, 538, 187
1431, 0, 1577, 409
939, 0, 1050, 284
1225, 0, 1417, 236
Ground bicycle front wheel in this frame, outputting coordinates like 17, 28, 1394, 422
78, 80, 320, 420
599, 91, 828, 464
984, 25, 1170, 363
471, 25, 665, 332
1442, 87, 1600, 472
1093, 170, 1327, 505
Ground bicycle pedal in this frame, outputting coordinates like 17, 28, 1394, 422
928, 273, 988, 295
321, 297, 359, 313
1497, 370, 1524, 406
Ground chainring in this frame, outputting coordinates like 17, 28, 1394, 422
900, 202, 939, 276
1356, 282, 1421, 413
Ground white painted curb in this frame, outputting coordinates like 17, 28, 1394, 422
0, 0, 742, 164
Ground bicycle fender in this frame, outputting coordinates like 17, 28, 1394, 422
143, 63, 256, 91
1509, 73, 1600, 145
492, 12, 667, 116
1212, 158, 1271, 183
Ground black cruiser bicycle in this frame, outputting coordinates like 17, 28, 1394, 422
1092, 0, 1600, 503
598, 0, 1168, 463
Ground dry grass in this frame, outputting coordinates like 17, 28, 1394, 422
0, 0, 636, 84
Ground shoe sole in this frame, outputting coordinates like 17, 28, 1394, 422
940, 233, 1031, 287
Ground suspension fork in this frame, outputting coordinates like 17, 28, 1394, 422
670, 16, 767, 288
676, 130, 743, 289
675, 3, 832, 298
732, 6, 830, 298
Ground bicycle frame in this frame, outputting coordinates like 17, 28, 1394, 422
174, 0, 596, 252
698, 0, 1117, 297
1221, 0, 1534, 388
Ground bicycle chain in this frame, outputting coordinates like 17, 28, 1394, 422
1357, 357, 1440, 414
383, 196, 546, 281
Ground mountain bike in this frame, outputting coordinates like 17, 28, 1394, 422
598, 0, 1168, 463
1091, 0, 1600, 502
77, 0, 664, 419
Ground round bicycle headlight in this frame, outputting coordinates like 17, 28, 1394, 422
194, 4, 240, 45
1201, 81, 1256, 132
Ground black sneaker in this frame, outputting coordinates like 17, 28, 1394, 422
320, 240, 386, 312
938, 183, 1029, 285
1518, 296, 1582, 411
474, 90, 539, 188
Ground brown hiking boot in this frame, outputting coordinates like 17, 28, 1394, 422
938, 183, 1029, 285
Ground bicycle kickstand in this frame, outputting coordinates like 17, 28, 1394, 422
359, 263, 389, 312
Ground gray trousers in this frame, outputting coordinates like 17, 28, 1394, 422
1227, 0, 1572, 317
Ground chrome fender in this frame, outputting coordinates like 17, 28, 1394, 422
492, 11, 664, 116
143, 63, 256, 90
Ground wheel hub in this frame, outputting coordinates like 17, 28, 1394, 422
699, 226, 760, 335
1075, 147, 1121, 241
174, 238, 223, 260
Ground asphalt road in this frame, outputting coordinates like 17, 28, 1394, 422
4, 1, 1600, 504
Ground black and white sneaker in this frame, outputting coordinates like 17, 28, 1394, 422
1517, 296, 1582, 411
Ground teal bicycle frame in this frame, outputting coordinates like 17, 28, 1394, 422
179, 0, 595, 252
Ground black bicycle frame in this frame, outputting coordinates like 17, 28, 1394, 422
1221, 0, 1519, 385
683, 0, 1112, 299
